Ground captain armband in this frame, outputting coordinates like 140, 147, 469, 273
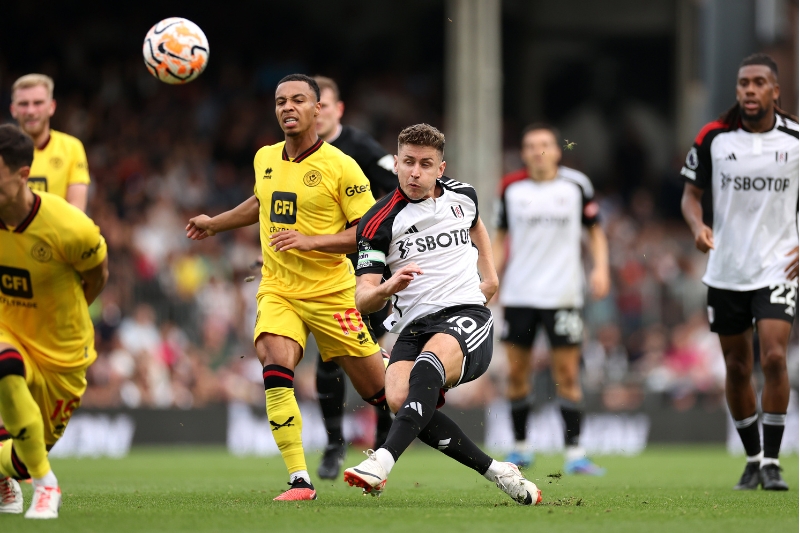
357, 249, 386, 270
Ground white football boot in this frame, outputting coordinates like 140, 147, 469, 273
0, 477, 23, 514
24, 485, 61, 519
492, 462, 542, 505
343, 449, 388, 496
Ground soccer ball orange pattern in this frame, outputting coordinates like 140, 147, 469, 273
143, 17, 209, 84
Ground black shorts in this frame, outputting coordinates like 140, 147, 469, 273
390, 305, 493, 387
500, 307, 583, 348
707, 284, 797, 335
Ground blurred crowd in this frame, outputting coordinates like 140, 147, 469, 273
1, 60, 796, 412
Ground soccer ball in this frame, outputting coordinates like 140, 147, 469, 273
142, 17, 209, 84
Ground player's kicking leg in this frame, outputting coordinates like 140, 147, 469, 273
344, 314, 541, 505
0, 345, 60, 518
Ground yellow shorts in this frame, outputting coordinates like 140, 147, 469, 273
254, 285, 379, 362
0, 326, 87, 448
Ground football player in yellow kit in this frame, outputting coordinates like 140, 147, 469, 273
186, 74, 388, 502
0, 124, 108, 519
10, 74, 90, 212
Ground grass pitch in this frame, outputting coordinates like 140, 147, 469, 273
3, 446, 797, 532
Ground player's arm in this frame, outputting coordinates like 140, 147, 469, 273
66, 184, 88, 212
493, 229, 507, 276
269, 225, 358, 254
681, 182, 714, 252
786, 246, 799, 281
270, 154, 376, 254
66, 141, 90, 212
79, 255, 109, 305
587, 224, 610, 299
186, 195, 260, 240
492, 185, 510, 275
470, 217, 499, 302
356, 264, 422, 315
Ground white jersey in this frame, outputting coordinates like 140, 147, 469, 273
356, 178, 486, 333
681, 114, 799, 291
495, 166, 600, 308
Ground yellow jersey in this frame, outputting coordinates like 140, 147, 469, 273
254, 139, 375, 299
27, 129, 90, 200
0, 192, 107, 371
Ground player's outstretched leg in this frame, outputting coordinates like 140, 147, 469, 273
417, 409, 542, 505
316, 354, 347, 480
344, 344, 541, 505
0, 349, 61, 518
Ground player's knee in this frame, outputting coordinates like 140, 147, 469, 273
507, 368, 528, 389
724, 357, 752, 380
760, 347, 787, 376
386, 388, 406, 414
553, 368, 579, 390
0, 349, 25, 380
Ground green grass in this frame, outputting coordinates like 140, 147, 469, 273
3, 446, 797, 532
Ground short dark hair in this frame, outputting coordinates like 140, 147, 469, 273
397, 123, 445, 155
0, 124, 34, 171
521, 122, 560, 143
277, 74, 321, 101
740, 53, 779, 78
313, 76, 340, 101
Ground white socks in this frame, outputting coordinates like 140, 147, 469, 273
483, 460, 505, 481
374, 448, 395, 474
33, 470, 58, 488
289, 470, 310, 484
746, 451, 763, 463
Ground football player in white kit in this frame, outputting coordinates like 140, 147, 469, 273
343, 124, 541, 505
494, 123, 610, 475
681, 54, 798, 491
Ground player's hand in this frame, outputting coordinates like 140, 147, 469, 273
479, 278, 499, 304
693, 225, 714, 253
785, 246, 799, 281
589, 267, 610, 299
270, 230, 316, 252
383, 263, 423, 295
186, 215, 216, 240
